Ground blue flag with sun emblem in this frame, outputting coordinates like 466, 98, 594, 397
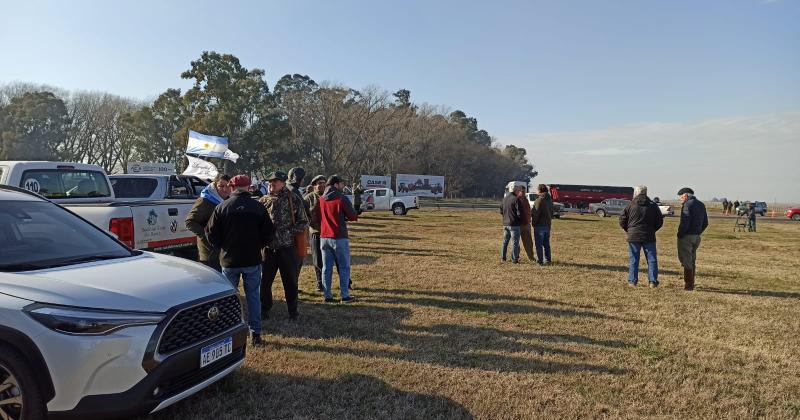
186, 130, 228, 158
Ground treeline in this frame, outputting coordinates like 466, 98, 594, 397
0, 51, 535, 197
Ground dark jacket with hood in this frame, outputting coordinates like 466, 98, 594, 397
677, 196, 709, 238
206, 190, 274, 268
287, 167, 311, 218
320, 186, 358, 239
619, 194, 664, 243
501, 194, 522, 226
532, 192, 554, 227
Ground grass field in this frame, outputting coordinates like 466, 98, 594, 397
149, 210, 800, 419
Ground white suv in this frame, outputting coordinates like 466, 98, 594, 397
0, 185, 249, 419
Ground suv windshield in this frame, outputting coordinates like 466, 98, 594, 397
20, 169, 111, 199
0, 201, 133, 271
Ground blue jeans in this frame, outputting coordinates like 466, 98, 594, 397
321, 238, 351, 300
501, 226, 521, 262
628, 242, 658, 284
533, 226, 552, 263
222, 265, 262, 334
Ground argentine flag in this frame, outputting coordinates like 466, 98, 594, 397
186, 130, 228, 158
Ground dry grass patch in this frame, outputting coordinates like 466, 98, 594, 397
149, 210, 800, 419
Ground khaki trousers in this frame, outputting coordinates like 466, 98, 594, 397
520, 224, 535, 261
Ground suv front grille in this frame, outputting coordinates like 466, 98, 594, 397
158, 295, 242, 355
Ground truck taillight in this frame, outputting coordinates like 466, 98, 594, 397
109, 217, 135, 248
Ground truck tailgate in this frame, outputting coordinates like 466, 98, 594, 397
127, 200, 197, 251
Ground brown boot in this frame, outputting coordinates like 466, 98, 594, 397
683, 268, 695, 291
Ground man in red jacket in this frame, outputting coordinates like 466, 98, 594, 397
319, 175, 358, 303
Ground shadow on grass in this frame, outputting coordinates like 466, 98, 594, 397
148, 371, 474, 420
701, 287, 800, 300
351, 255, 379, 266
559, 217, 600, 222
350, 245, 456, 258
266, 302, 630, 375
359, 287, 596, 309
557, 261, 681, 276
363, 234, 423, 241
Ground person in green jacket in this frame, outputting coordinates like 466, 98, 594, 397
304, 175, 327, 292
184, 174, 231, 271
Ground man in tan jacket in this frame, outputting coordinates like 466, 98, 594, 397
304, 175, 327, 292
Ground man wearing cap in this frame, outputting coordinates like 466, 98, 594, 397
319, 175, 358, 302
206, 175, 274, 346
304, 175, 327, 292
500, 185, 524, 263
185, 173, 231, 271
619, 185, 664, 287
259, 171, 309, 319
676, 187, 709, 291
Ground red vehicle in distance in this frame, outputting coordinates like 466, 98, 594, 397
785, 207, 800, 221
549, 184, 634, 209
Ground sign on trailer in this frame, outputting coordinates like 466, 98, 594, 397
396, 174, 445, 198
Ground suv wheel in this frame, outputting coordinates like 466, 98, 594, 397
0, 346, 45, 420
392, 203, 406, 216
596, 209, 606, 217
793, 214, 800, 221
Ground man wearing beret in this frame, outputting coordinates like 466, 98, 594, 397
676, 187, 708, 291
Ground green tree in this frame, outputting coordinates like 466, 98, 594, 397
0, 91, 69, 160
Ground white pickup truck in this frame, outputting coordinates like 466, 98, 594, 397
362, 188, 420, 215
0, 161, 198, 253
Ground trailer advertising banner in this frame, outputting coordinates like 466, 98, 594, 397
396, 174, 445, 198
360, 175, 391, 190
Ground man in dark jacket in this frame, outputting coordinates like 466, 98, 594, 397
532, 184, 555, 265
185, 174, 231, 271
747, 202, 757, 232
206, 175, 274, 345
677, 187, 709, 291
304, 175, 327, 292
319, 175, 358, 302
619, 185, 664, 287
500, 185, 524, 263
259, 171, 309, 319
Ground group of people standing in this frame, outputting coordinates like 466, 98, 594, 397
185, 168, 357, 346
500, 184, 554, 265
619, 186, 708, 290
500, 183, 709, 291
721, 198, 740, 216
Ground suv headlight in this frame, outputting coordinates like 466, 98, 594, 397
25, 304, 165, 335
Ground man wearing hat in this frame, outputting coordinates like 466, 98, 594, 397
304, 175, 328, 292
676, 187, 709, 291
259, 171, 309, 319
319, 175, 358, 302
206, 174, 274, 346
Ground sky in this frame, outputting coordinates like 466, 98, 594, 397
1, 0, 798, 201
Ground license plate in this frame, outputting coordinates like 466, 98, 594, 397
200, 337, 233, 368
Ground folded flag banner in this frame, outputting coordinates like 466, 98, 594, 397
186, 130, 228, 158
223, 148, 240, 163
183, 155, 219, 181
